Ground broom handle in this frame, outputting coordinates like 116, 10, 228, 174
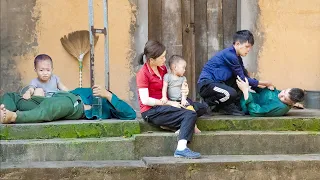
79, 60, 83, 88
79, 70, 82, 88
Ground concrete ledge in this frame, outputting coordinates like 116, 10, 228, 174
1, 154, 319, 180
197, 116, 320, 131
134, 131, 320, 158
1, 137, 135, 162
1, 115, 319, 140
2, 131, 319, 162
0, 120, 140, 140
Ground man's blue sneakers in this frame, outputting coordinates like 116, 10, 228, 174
174, 148, 201, 159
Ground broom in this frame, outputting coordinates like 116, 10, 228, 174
60, 30, 99, 87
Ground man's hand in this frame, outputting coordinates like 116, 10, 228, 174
257, 84, 275, 91
92, 85, 112, 101
267, 86, 275, 91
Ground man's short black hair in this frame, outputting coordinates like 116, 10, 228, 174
233, 30, 254, 45
289, 88, 305, 103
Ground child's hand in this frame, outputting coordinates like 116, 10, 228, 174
160, 97, 168, 104
22, 92, 31, 100
181, 82, 189, 96
180, 99, 188, 107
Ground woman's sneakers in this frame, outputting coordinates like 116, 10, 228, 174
174, 148, 201, 159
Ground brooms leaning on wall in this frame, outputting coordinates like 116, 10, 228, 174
60, 30, 99, 87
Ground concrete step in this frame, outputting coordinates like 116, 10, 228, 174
1, 154, 319, 180
0, 120, 140, 140
0, 137, 136, 162
141, 116, 320, 132
2, 116, 319, 140
2, 131, 319, 162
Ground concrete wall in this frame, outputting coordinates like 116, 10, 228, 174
240, 0, 320, 90
1, 0, 319, 109
0, 0, 140, 106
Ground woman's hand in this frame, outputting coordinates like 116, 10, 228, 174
160, 97, 168, 104
167, 101, 183, 108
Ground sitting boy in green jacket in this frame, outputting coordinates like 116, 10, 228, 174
236, 76, 305, 117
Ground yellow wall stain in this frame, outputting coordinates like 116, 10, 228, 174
16, 0, 134, 101
258, 0, 320, 90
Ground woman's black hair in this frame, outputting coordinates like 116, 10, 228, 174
138, 40, 166, 65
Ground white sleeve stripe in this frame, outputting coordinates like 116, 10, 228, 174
213, 87, 230, 102
138, 88, 157, 106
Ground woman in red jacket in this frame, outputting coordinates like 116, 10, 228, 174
136, 40, 206, 159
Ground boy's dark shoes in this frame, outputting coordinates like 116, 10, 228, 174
205, 104, 216, 116
220, 103, 245, 116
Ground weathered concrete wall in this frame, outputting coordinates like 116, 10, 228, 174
257, 0, 320, 90
1, 0, 138, 105
239, 0, 261, 74
0, 0, 38, 94
240, 0, 320, 90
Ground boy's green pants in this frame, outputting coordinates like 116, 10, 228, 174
0, 92, 84, 123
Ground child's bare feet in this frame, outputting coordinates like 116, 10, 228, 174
174, 126, 201, 134
194, 126, 201, 134
0, 104, 17, 124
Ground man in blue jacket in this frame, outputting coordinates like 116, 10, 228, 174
198, 30, 273, 115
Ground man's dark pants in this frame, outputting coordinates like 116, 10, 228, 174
198, 78, 241, 108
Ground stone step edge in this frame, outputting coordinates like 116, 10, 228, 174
2, 154, 319, 169
1, 130, 319, 143
1, 117, 319, 140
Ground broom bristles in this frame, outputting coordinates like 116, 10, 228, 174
60, 30, 99, 60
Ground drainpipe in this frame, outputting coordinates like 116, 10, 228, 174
88, 0, 109, 89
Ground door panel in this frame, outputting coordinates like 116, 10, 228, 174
148, 0, 237, 101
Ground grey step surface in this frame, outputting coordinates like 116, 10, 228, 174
1, 137, 136, 162
141, 116, 320, 132
2, 131, 320, 162
2, 114, 320, 140
1, 154, 320, 180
